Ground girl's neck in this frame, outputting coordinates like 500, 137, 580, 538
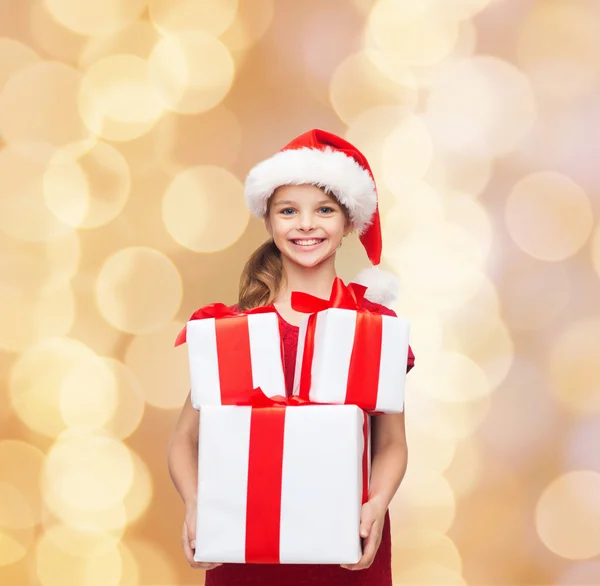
275, 257, 337, 303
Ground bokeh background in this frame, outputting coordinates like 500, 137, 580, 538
1, 0, 600, 584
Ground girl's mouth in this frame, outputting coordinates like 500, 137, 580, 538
290, 238, 325, 250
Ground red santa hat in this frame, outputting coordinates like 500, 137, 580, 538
244, 129, 399, 306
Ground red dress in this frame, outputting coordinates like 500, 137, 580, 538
205, 299, 415, 586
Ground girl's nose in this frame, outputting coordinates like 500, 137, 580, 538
298, 211, 316, 231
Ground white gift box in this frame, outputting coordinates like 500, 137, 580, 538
195, 404, 369, 564
293, 308, 410, 413
186, 312, 286, 408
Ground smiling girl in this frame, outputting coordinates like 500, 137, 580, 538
168, 129, 415, 586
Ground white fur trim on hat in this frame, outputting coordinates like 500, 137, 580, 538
352, 266, 400, 306
245, 147, 377, 234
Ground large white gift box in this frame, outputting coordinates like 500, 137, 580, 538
180, 309, 286, 408
293, 308, 410, 413
195, 403, 369, 564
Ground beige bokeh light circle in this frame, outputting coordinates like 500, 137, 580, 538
78, 54, 165, 142
9, 338, 102, 438
0, 61, 91, 148
536, 470, 600, 560
44, 432, 134, 513
125, 322, 192, 410
0, 146, 72, 242
548, 318, 600, 414
43, 0, 146, 36
593, 225, 600, 282
426, 56, 537, 156
0, 38, 41, 92
220, 0, 275, 53
367, 0, 459, 67
95, 247, 183, 335
149, 0, 238, 36
517, 2, 600, 100
405, 420, 456, 473
0, 482, 35, 566
43, 141, 131, 229
119, 539, 177, 586
506, 172, 593, 261
394, 563, 468, 586
43, 524, 120, 558
148, 31, 235, 115
35, 530, 122, 586
436, 0, 493, 21
382, 115, 434, 186
162, 165, 249, 252
0, 283, 75, 352
330, 51, 418, 126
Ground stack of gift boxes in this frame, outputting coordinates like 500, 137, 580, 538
175, 278, 411, 565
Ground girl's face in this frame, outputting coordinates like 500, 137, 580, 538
265, 184, 352, 269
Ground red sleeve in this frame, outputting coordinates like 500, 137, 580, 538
362, 300, 415, 374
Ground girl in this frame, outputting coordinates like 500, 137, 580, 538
168, 130, 415, 586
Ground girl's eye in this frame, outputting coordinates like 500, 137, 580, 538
319, 207, 335, 214
280, 208, 296, 215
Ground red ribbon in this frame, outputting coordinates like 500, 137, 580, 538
234, 386, 370, 563
292, 277, 383, 412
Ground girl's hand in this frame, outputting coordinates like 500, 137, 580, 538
341, 496, 387, 571
182, 504, 222, 571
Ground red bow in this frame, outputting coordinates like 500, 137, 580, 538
227, 387, 315, 408
174, 304, 276, 347
291, 277, 367, 313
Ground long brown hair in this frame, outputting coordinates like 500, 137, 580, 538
238, 238, 284, 310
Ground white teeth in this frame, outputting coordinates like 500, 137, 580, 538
293, 239, 323, 246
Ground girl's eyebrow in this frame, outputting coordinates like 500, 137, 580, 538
274, 199, 337, 207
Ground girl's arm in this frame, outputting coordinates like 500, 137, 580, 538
167, 393, 221, 570
342, 411, 408, 571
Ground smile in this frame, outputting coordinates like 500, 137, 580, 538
291, 239, 325, 247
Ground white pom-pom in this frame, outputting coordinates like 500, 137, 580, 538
352, 266, 400, 307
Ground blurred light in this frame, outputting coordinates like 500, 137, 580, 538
0, 441, 45, 525
0, 38, 40, 92
434, 0, 493, 21
59, 355, 118, 432
367, 0, 459, 67
536, 470, 600, 560
0, 482, 35, 566
444, 439, 481, 498
506, 172, 593, 261
154, 106, 242, 172
95, 247, 183, 335
329, 52, 418, 126
479, 361, 559, 462
9, 338, 101, 437
148, 0, 238, 36
425, 56, 536, 156
0, 61, 91, 148
148, 31, 235, 115
124, 322, 191, 410
381, 115, 434, 186
566, 416, 600, 473
162, 165, 249, 252
44, 431, 134, 512
444, 312, 513, 392
517, 1, 600, 100
427, 150, 492, 197
42, 0, 146, 36
79, 54, 165, 142
43, 524, 120, 558
35, 529, 122, 586
418, 351, 491, 403
499, 253, 571, 331
43, 140, 131, 229
392, 532, 462, 574
119, 539, 177, 586
0, 282, 75, 352
220, 0, 275, 53
405, 420, 456, 472
548, 318, 600, 414
592, 224, 600, 282
393, 563, 468, 586
78, 21, 160, 70
29, 1, 86, 63
557, 561, 600, 585
407, 381, 491, 441
0, 146, 72, 242
101, 359, 145, 440
442, 191, 493, 258
121, 450, 153, 527
390, 467, 456, 535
